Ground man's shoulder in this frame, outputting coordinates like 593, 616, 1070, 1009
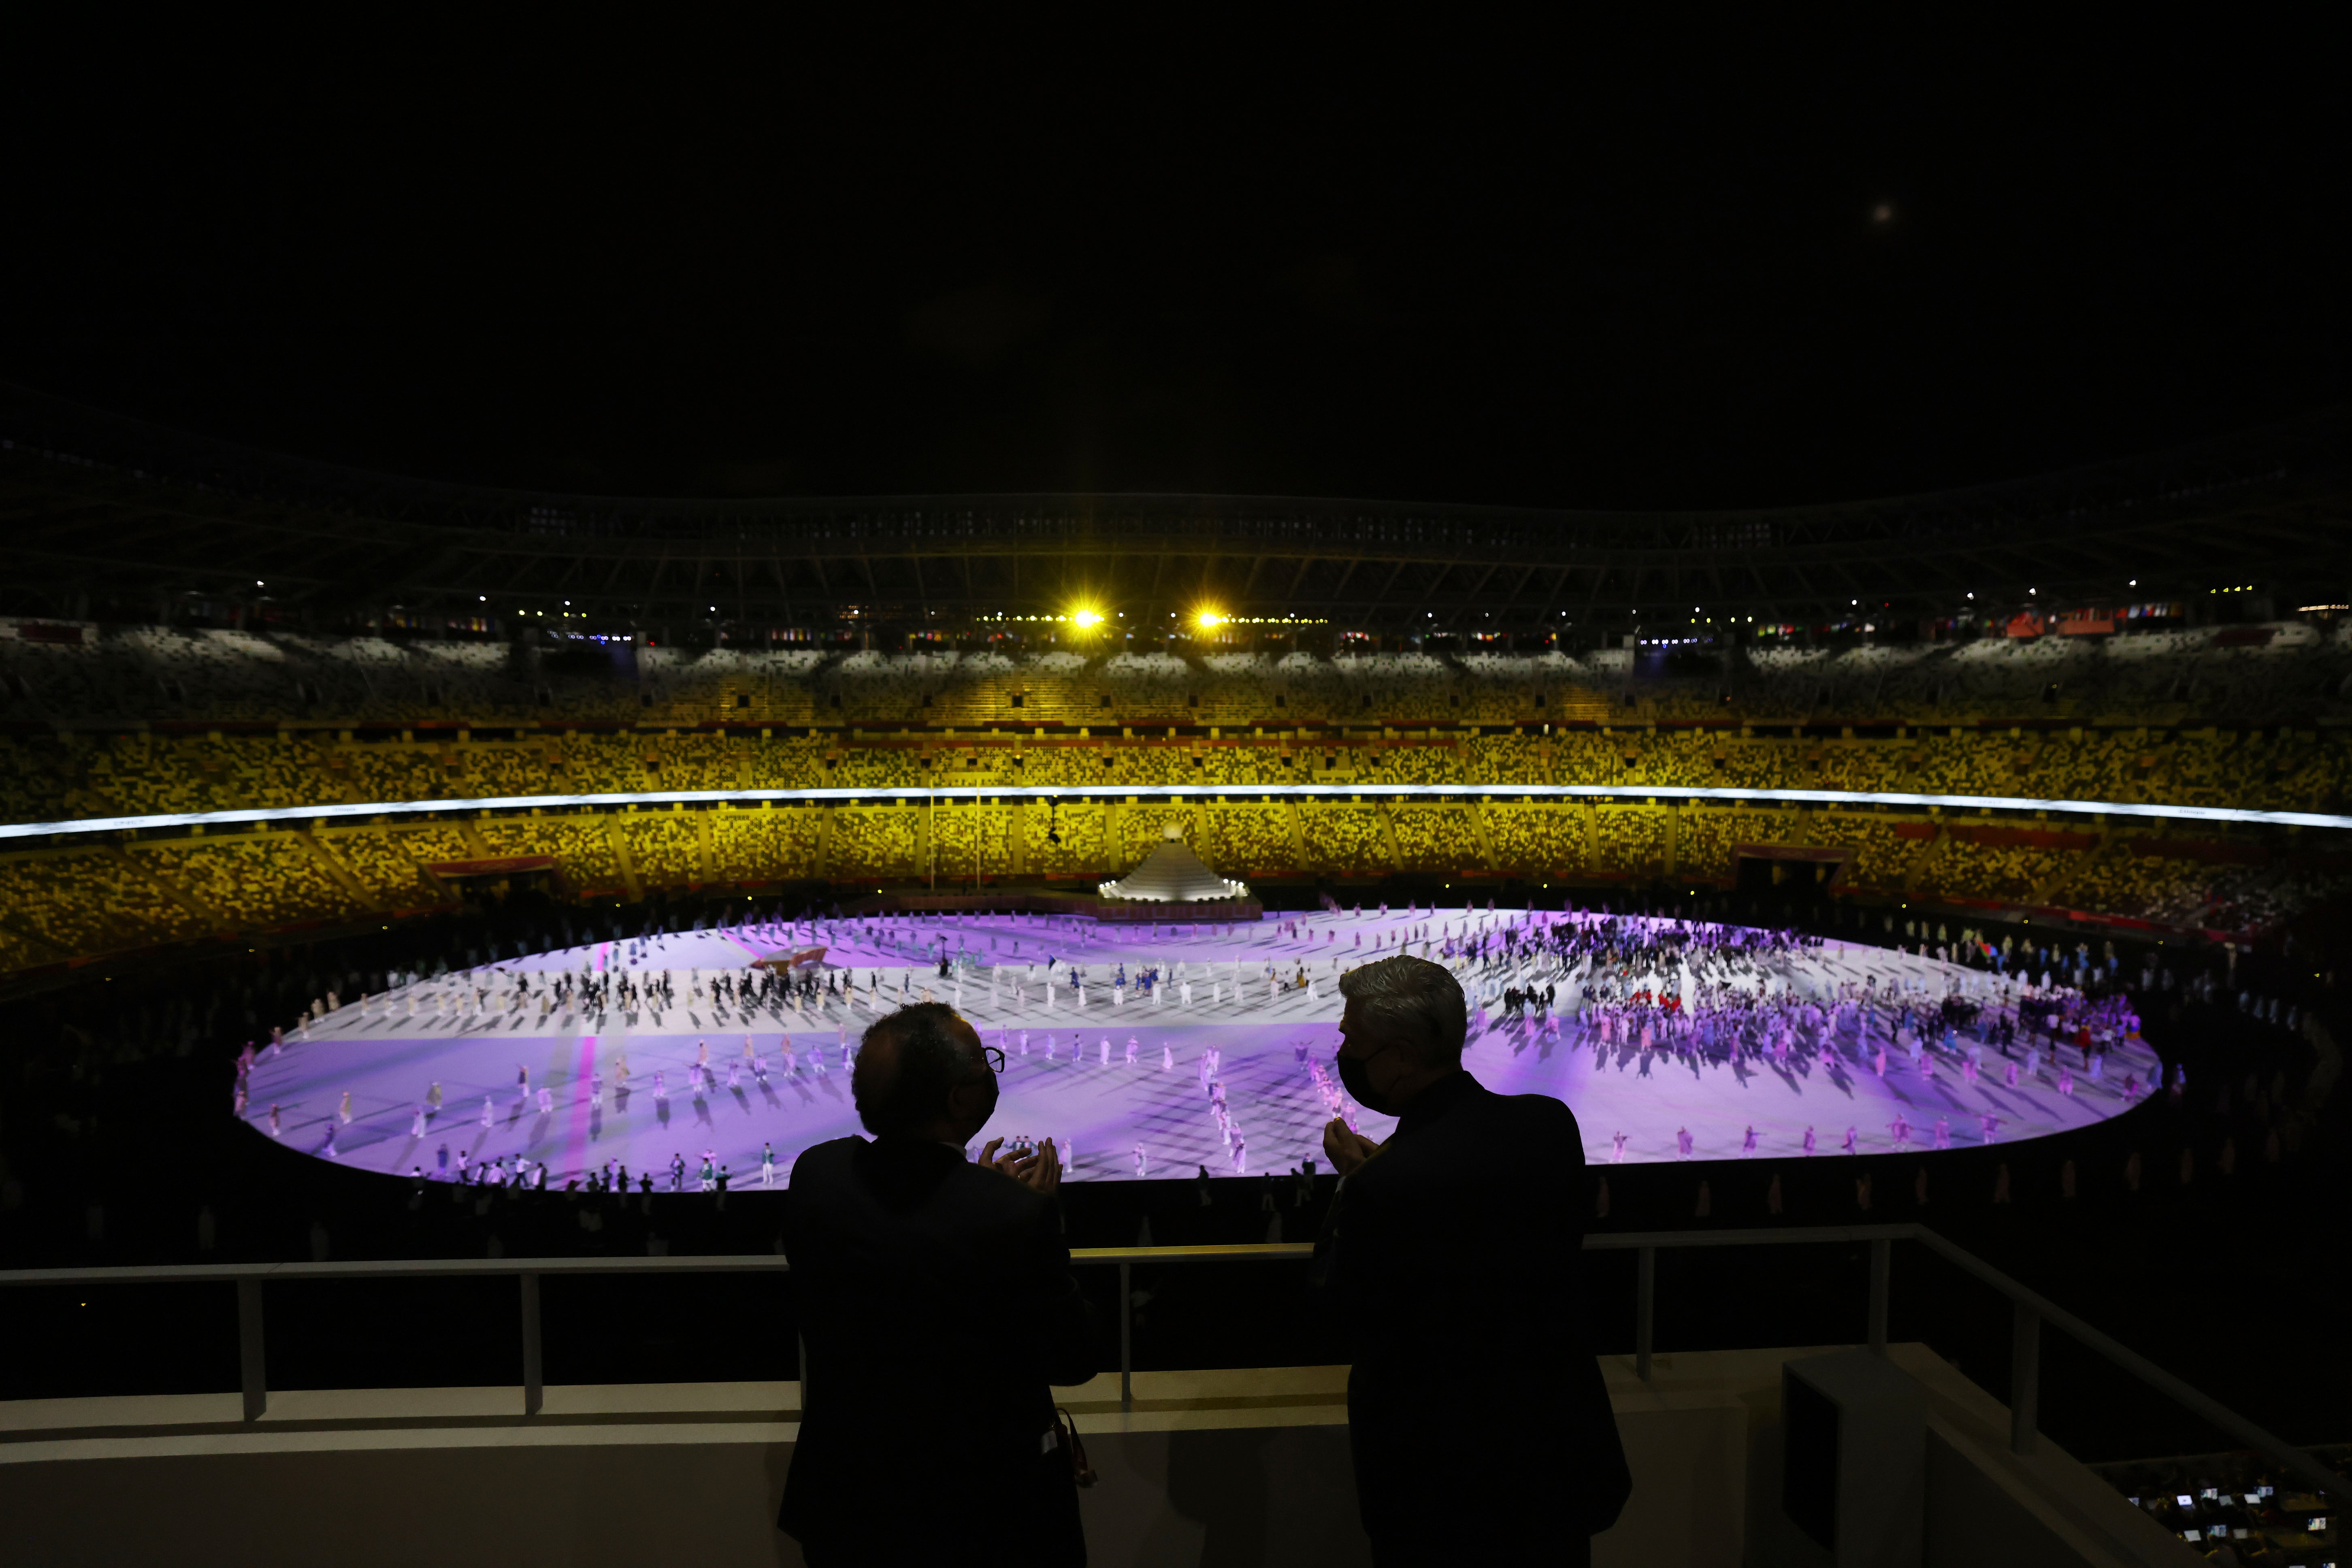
1376, 1078, 1583, 1169
782, 1135, 869, 1193
1460, 1078, 1581, 1133
793, 1137, 1050, 1222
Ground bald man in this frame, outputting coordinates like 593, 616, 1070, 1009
779, 1002, 1094, 1566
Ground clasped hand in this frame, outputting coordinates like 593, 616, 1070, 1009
1321, 1118, 1384, 1177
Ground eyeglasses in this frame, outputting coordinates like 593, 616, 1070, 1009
983, 1046, 1006, 1074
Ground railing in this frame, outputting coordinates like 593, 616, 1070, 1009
3, 1224, 2343, 1509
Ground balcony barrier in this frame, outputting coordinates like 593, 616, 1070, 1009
3, 1223, 2342, 1509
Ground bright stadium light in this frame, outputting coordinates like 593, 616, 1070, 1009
1196, 609, 1226, 630
1072, 608, 1104, 629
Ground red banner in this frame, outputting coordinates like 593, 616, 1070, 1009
1733, 844, 1847, 862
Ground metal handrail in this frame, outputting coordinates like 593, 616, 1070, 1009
4, 1225, 2344, 1508
0, 1255, 798, 1286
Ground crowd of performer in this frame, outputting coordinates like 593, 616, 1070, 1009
239, 897, 2197, 1185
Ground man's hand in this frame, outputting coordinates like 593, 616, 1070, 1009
979, 1136, 1063, 1195
1322, 1118, 1383, 1177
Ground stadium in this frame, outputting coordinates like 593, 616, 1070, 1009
4, 383, 2349, 1191
9, 394, 2350, 1556
5, 44, 2350, 1560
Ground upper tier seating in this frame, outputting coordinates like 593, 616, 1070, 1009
3, 621, 2347, 733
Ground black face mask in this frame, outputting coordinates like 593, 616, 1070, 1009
1336, 1049, 1397, 1116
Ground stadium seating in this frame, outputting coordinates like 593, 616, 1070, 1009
3, 625, 2350, 971
6, 619, 2349, 734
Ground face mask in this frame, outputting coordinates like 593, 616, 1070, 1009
1336, 1050, 1396, 1116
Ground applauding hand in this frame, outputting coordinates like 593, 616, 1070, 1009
979, 1136, 1063, 1195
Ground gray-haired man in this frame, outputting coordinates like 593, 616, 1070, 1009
1320, 954, 1631, 1566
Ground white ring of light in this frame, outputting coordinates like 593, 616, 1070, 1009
2, 784, 2346, 843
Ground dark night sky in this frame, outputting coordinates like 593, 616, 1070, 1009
2, 20, 2345, 510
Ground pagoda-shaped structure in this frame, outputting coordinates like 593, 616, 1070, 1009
1098, 823, 1251, 904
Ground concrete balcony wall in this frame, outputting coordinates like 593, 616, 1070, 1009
0, 1348, 2197, 1567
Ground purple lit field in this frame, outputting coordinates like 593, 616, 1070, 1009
243, 907, 2155, 1189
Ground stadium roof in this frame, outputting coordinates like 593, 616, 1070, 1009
2, 382, 2347, 636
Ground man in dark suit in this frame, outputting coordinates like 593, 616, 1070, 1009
1321, 954, 1632, 1566
780, 1002, 1095, 1566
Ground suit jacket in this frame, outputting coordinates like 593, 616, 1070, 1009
780, 1136, 1096, 1565
1319, 1072, 1632, 1553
